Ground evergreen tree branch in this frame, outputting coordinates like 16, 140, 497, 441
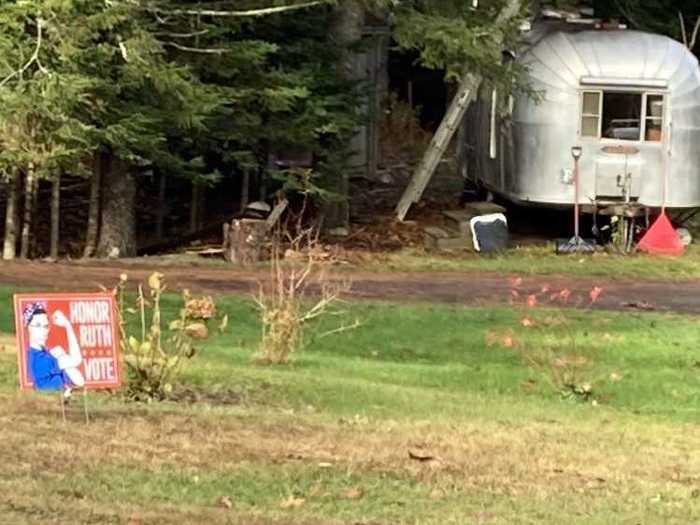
146, 0, 332, 18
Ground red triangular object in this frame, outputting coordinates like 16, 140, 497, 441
637, 212, 684, 256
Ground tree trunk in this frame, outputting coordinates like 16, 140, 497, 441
240, 169, 250, 214
155, 173, 166, 241
83, 154, 101, 258
96, 155, 136, 258
222, 218, 267, 265
189, 183, 201, 233
20, 164, 36, 259
50, 172, 60, 259
323, 0, 365, 233
2, 172, 19, 260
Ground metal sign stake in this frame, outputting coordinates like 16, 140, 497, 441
83, 388, 90, 425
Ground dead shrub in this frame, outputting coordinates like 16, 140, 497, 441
253, 207, 357, 364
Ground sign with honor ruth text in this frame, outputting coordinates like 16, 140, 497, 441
14, 293, 121, 391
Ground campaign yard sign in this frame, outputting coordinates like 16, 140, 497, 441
14, 293, 121, 391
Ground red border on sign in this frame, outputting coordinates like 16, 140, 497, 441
14, 292, 122, 390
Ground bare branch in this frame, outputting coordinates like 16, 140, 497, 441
679, 11, 688, 47
317, 318, 361, 338
154, 29, 210, 39
689, 16, 700, 50
146, 0, 330, 18
0, 17, 45, 88
163, 41, 230, 54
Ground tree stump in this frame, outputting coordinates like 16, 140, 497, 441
222, 218, 267, 265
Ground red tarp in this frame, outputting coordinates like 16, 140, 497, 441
637, 213, 684, 256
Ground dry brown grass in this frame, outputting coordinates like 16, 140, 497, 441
0, 332, 15, 352
1, 388, 699, 523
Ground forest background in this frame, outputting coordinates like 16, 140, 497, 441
0, 0, 695, 260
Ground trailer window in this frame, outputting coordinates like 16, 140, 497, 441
601, 92, 642, 140
580, 90, 664, 142
581, 92, 600, 137
645, 94, 663, 142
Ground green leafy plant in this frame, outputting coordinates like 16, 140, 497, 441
115, 272, 217, 401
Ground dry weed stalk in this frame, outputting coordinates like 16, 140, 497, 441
254, 206, 354, 364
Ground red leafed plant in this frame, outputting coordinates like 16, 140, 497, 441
499, 277, 605, 402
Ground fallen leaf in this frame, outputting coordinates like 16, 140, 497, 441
217, 496, 233, 509
408, 449, 436, 462
508, 277, 522, 288
520, 316, 535, 327
344, 487, 364, 500
589, 286, 603, 304
502, 335, 515, 348
527, 294, 538, 307
280, 496, 305, 509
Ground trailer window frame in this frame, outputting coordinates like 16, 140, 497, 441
578, 87, 667, 144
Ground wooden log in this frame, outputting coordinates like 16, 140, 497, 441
223, 218, 267, 265
265, 198, 289, 231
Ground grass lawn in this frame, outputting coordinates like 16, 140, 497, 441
112, 243, 700, 281
0, 286, 698, 524
366, 244, 700, 280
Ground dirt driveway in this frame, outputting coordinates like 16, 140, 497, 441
1, 260, 698, 314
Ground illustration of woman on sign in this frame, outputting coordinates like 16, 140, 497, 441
24, 302, 85, 398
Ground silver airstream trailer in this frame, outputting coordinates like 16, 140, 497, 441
467, 29, 700, 210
